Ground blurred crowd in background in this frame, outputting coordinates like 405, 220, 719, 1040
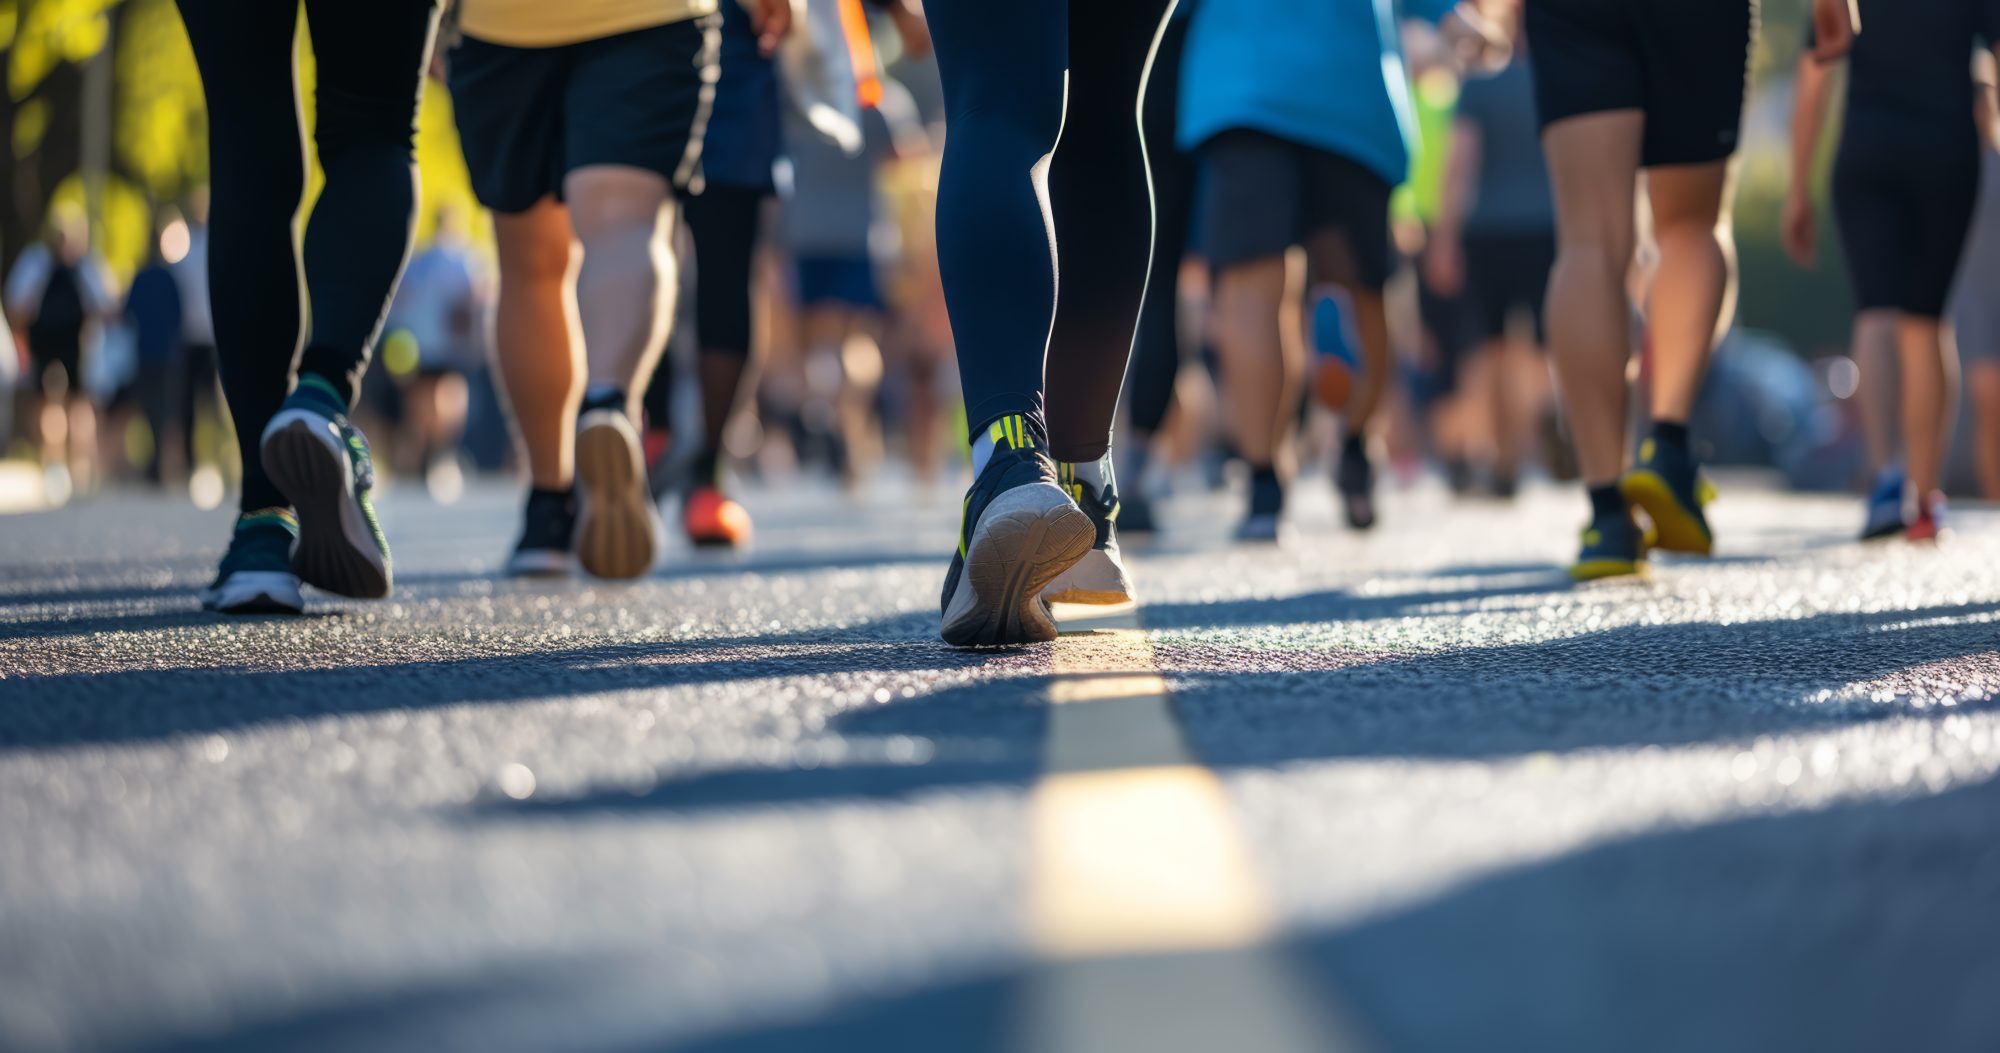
0, 0, 1989, 520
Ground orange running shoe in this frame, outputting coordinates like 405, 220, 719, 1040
684, 485, 753, 548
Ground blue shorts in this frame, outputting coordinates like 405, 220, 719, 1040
795, 255, 883, 311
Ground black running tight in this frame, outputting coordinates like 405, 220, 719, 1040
1125, 8, 1193, 438
929, 0, 1176, 462
642, 183, 765, 483
176, 0, 439, 512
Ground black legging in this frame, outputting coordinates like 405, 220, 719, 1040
1125, 9, 1193, 438
177, 0, 439, 513
642, 184, 764, 484
930, 0, 1176, 463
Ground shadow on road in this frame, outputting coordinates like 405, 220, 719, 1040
138, 774, 2000, 1053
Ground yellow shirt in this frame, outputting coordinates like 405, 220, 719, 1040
458, 0, 719, 48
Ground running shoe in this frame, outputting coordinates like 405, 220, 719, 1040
940, 414, 1095, 647
1906, 490, 1947, 542
684, 485, 754, 548
200, 508, 304, 614
1570, 510, 1647, 581
1311, 291, 1361, 411
1860, 467, 1906, 541
1336, 439, 1377, 530
259, 375, 391, 598
1044, 465, 1135, 605
507, 487, 577, 577
1118, 490, 1159, 535
575, 402, 660, 580
1236, 468, 1286, 543
1620, 436, 1715, 556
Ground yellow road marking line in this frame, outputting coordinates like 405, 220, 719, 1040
1032, 620, 1270, 957
1023, 607, 1366, 1051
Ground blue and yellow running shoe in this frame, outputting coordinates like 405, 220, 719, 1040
1570, 511, 1648, 581
201, 508, 304, 614
260, 374, 392, 599
941, 414, 1095, 646
1620, 435, 1714, 556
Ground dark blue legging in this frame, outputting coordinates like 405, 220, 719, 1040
930, 0, 1177, 462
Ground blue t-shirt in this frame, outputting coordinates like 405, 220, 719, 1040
1178, 0, 1456, 186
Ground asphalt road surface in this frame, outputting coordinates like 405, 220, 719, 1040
4, 476, 1999, 1053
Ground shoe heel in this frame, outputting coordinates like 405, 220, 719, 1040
1620, 471, 1711, 556
575, 414, 658, 580
261, 413, 390, 599
945, 484, 1095, 646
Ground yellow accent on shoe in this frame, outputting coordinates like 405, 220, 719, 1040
1620, 469, 1713, 556
1639, 437, 1656, 463
1569, 557, 1645, 582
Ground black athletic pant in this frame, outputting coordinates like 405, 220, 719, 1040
930, 0, 1176, 463
1126, 9, 1192, 438
642, 184, 764, 484
177, 0, 440, 513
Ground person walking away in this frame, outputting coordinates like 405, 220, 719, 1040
126, 219, 187, 486
176, 0, 444, 614
1179, 0, 1509, 540
5, 212, 116, 503
1787, 6, 2000, 540
448, 0, 790, 579
1426, 29, 1558, 500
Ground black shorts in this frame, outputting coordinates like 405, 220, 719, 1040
1834, 120, 1980, 318
1463, 228, 1556, 343
1198, 129, 1394, 287
448, 16, 720, 214
26, 333, 82, 396
1526, 0, 1754, 166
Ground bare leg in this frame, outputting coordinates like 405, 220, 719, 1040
491, 199, 582, 490
1968, 361, 2000, 500
1645, 161, 1737, 424
564, 165, 678, 411
1899, 315, 1958, 500
1541, 112, 1644, 486
1851, 309, 1901, 472
1210, 255, 1290, 469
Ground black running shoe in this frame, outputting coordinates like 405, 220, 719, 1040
201, 508, 304, 614
259, 374, 392, 599
1620, 435, 1714, 555
1336, 438, 1377, 530
1570, 508, 1647, 581
1044, 465, 1135, 605
1236, 467, 1285, 543
1119, 490, 1158, 535
940, 414, 1095, 647
507, 487, 577, 577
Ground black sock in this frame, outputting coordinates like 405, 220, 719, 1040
1249, 465, 1284, 516
1588, 484, 1627, 521
582, 386, 627, 414
1342, 432, 1367, 459
1651, 420, 1690, 452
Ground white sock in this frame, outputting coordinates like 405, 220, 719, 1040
1063, 452, 1115, 493
971, 429, 1000, 478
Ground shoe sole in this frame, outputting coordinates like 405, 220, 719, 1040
576, 412, 658, 580
941, 483, 1095, 647
261, 411, 391, 599
506, 549, 575, 578
1044, 547, 1136, 606
1621, 470, 1712, 556
201, 571, 305, 614
1569, 558, 1647, 582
